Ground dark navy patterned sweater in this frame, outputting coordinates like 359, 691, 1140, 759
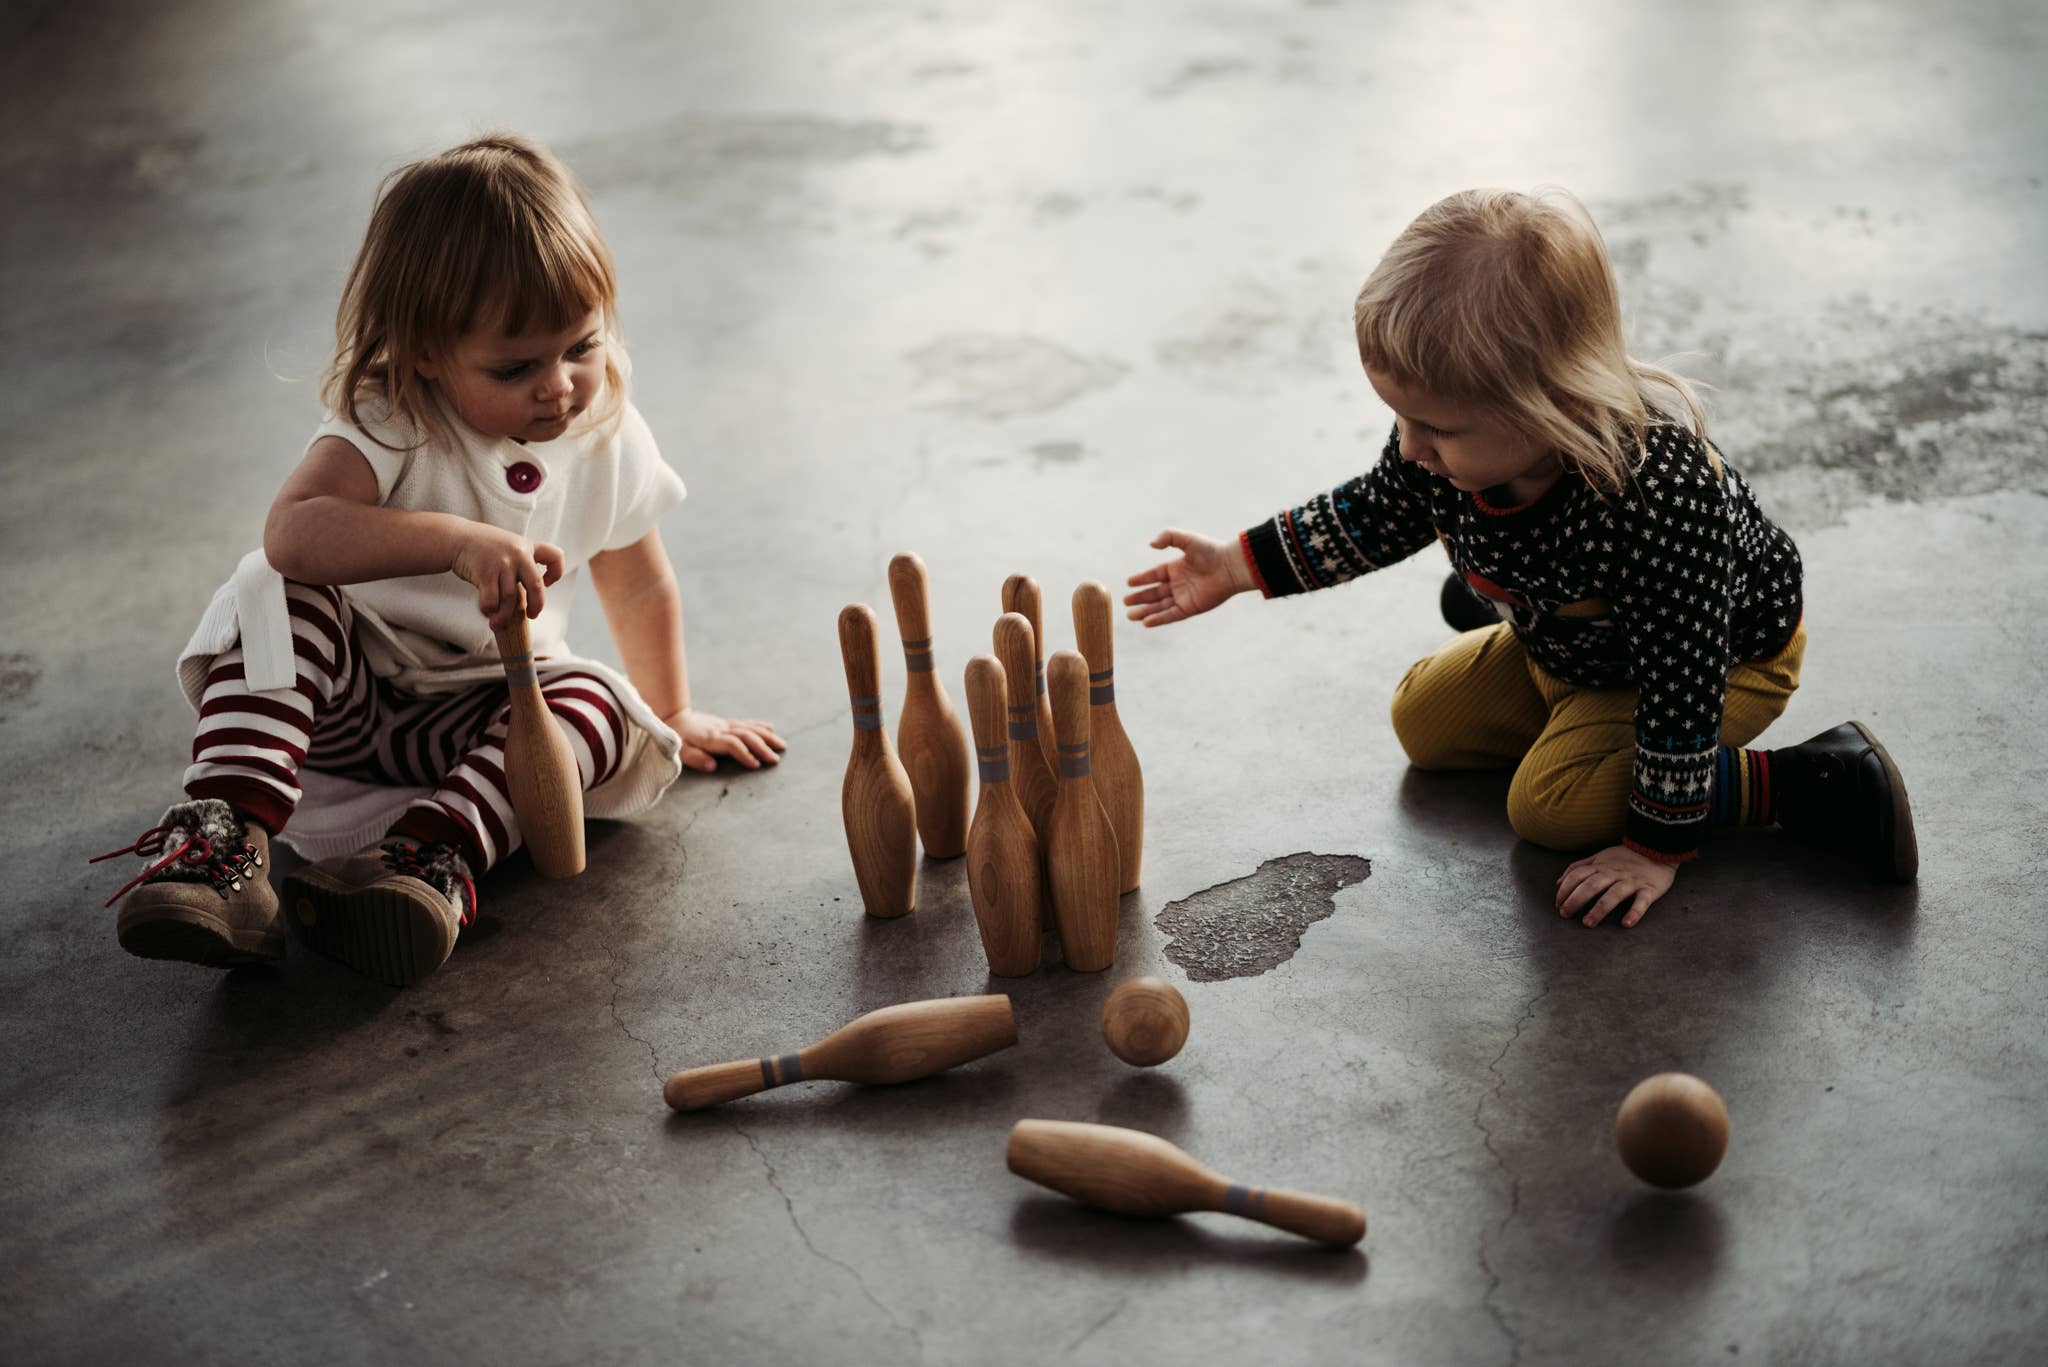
1241, 422, 1803, 862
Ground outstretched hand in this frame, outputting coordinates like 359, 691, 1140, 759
1556, 845, 1677, 928
1123, 528, 1257, 628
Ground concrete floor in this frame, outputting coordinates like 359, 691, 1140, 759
4, 1, 2046, 1363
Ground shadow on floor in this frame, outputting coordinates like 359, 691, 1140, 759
1605, 1190, 1728, 1292
1007, 1196, 1370, 1281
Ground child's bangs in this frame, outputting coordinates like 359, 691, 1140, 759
1356, 289, 1513, 408
465, 226, 613, 340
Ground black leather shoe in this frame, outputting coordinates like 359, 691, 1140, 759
1439, 573, 1500, 633
1772, 722, 1918, 881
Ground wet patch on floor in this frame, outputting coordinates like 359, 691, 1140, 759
1150, 57, 1254, 99
0, 653, 38, 721
1154, 852, 1371, 982
1155, 280, 1339, 392
906, 333, 1130, 419
1704, 305, 2048, 530
1029, 440, 1087, 467
1590, 182, 2048, 529
565, 114, 928, 235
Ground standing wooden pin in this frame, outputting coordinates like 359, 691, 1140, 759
963, 655, 1043, 977
1006, 1119, 1366, 1247
887, 553, 971, 859
838, 604, 917, 918
491, 587, 585, 879
1072, 581, 1144, 893
1045, 650, 1120, 972
992, 613, 1057, 842
1000, 575, 1059, 777
664, 995, 1018, 1111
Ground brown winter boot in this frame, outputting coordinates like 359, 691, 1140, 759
282, 838, 476, 987
96, 799, 283, 968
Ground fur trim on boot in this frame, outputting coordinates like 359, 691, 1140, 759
96, 799, 282, 967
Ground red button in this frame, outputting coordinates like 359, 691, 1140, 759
506, 461, 542, 494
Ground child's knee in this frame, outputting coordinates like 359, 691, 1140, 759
1390, 667, 1459, 769
1506, 776, 1618, 851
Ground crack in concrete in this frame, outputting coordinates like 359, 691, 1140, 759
606, 786, 729, 1086
1472, 982, 1552, 1367
1065, 1296, 1127, 1355
604, 940, 665, 1086
726, 1114, 922, 1354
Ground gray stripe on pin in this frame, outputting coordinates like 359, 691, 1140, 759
1222, 1184, 1250, 1215
853, 712, 883, 731
505, 666, 538, 688
777, 1053, 804, 1084
978, 759, 1010, 782
1008, 722, 1037, 740
1090, 684, 1114, 703
1059, 756, 1091, 778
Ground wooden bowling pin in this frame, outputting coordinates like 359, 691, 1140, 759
664, 995, 1018, 1111
1072, 581, 1144, 894
992, 613, 1057, 841
491, 589, 585, 879
838, 604, 917, 918
963, 655, 1043, 977
1006, 1119, 1366, 1247
1000, 575, 1060, 777
887, 553, 971, 860
1045, 650, 1120, 972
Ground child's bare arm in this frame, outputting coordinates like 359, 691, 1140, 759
263, 436, 561, 629
587, 531, 783, 771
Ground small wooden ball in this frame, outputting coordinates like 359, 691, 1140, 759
1100, 977, 1190, 1067
1615, 1072, 1730, 1189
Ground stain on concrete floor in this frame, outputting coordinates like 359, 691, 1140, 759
906, 333, 1130, 419
1154, 853, 1371, 982
1594, 182, 2048, 529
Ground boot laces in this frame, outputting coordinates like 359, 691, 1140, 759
379, 840, 477, 928
91, 824, 264, 909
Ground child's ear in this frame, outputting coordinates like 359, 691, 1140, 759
415, 353, 443, 382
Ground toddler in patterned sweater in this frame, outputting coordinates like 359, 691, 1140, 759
1126, 188, 1916, 929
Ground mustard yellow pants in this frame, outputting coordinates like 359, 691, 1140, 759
1389, 621, 1807, 852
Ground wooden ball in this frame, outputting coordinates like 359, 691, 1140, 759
1100, 977, 1189, 1067
1615, 1073, 1729, 1189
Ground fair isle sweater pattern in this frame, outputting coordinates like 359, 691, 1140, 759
1242, 423, 1803, 862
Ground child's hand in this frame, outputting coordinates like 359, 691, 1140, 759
1555, 845, 1678, 929
1123, 528, 1257, 628
667, 708, 786, 772
450, 524, 566, 630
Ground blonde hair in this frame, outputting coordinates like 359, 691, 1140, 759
1353, 187, 1705, 497
323, 133, 626, 451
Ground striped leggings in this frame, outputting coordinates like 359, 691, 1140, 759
185, 581, 626, 873
1390, 621, 1805, 852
